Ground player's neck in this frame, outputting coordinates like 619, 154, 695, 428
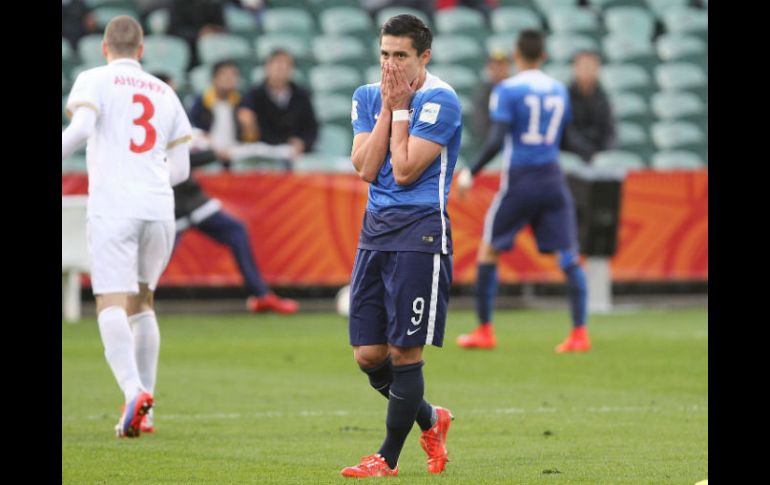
515, 62, 541, 73
413, 69, 427, 91
106, 55, 139, 64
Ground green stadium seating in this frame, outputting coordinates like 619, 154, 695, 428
224, 7, 259, 38
602, 34, 658, 72
314, 124, 353, 158
608, 91, 653, 126
295, 152, 355, 173
364, 65, 381, 85
532, 0, 578, 14
319, 7, 374, 38
651, 150, 705, 170
307, 0, 361, 16
604, 6, 655, 40
70, 61, 105, 80
313, 93, 353, 126
592, 149, 645, 169
587, 0, 647, 10
146, 8, 170, 35
91, 5, 139, 29
547, 34, 599, 63
654, 62, 707, 101
431, 35, 485, 71
427, 64, 478, 97
197, 34, 252, 65
434, 6, 488, 40
62, 154, 87, 174
261, 8, 315, 36
255, 34, 313, 72
600, 63, 653, 97
376, 7, 431, 29
543, 63, 573, 85
651, 90, 706, 129
662, 6, 708, 42
309, 65, 362, 96
644, 0, 689, 18
143, 35, 190, 74
651, 120, 706, 160
547, 7, 602, 40
616, 121, 654, 161
498, 0, 535, 6
559, 150, 586, 172
655, 34, 707, 66
486, 33, 518, 57
490, 7, 542, 34
77, 34, 105, 64
313, 35, 369, 67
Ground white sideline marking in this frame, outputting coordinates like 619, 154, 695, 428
63, 405, 707, 422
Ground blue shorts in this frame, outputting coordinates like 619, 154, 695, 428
483, 163, 578, 253
349, 249, 452, 348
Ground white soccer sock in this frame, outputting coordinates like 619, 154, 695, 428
97, 306, 144, 402
129, 310, 160, 395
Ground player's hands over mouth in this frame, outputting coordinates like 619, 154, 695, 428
382, 64, 418, 111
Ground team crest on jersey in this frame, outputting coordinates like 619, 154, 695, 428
419, 103, 441, 124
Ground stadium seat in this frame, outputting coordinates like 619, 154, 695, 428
547, 34, 599, 63
485, 33, 517, 58
146, 7, 170, 35
431, 35, 485, 71
608, 91, 652, 126
319, 7, 374, 38
197, 34, 252, 65
604, 6, 655, 40
427, 64, 478, 97
70, 61, 105, 80
651, 150, 705, 170
532, 0, 578, 14
307, 0, 360, 15
490, 7, 542, 34
143, 35, 190, 74
587, 0, 648, 10
312, 94, 353, 126
662, 6, 708, 42
77, 34, 106, 64
498, 0, 536, 6
616, 121, 654, 161
312, 35, 369, 67
62, 154, 87, 174
91, 5, 139, 29
435, 6, 488, 40
559, 150, 586, 172
543, 63, 573, 85
62, 38, 74, 62
547, 7, 602, 40
295, 152, 354, 173
376, 7, 431, 29
224, 6, 259, 38
600, 63, 653, 97
651, 120, 706, 160
309, 65, 362, 96
260, 8, 315, 36
654, 62, 707, 101
655, 34, 707, 67
255, 34, 313, 72
651, 90, 706, 129
364, 65, 381, 85
314, 124, 353, 158
591, 149, 645, 170
602, 34, 658, 72
644, 0, 689, 18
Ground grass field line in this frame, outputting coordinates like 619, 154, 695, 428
63, 404, 707, 422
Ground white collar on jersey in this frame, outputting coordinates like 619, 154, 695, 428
108, 58, 142, 69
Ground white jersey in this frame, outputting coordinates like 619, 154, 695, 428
66, 58, 192, 221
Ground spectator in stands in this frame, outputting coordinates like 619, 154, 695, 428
471, 49, 512, 142
242, 49, 318, 164
561, 50, 616, 163
168, 0, 226, 68
189, 60, 259, 152
62, 0, 98, 47
156, 73, 300, 315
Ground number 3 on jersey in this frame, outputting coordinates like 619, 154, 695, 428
130, 93, 157, 153
522, 94, 564, 145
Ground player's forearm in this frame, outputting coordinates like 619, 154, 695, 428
61, 108, 96, 159
352, 109, 392, 183
388, 115, 419, 185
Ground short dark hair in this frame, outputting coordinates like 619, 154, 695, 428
267, 48, 294, 63
517, 29, 545, 62
211, 59, 239, 77
573, 49, 601, 62
152, 72, 172, 84
380, 14, 432, 55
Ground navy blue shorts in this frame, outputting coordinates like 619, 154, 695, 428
349, 249, 452, 348
483, 163, 578, 253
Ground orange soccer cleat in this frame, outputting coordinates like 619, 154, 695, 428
115, 391, 153, 438
341, 454, 398, 478
420, 406, 454, 474
555, 326, 592, 353
246, 293, 299, 314
456, 324, 497, 349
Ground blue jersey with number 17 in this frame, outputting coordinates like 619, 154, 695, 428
490, 69, 572, 168
351, 71, 462, 255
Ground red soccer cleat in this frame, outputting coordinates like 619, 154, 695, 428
555, 326, 592, 353
246, 293, 299, 314
420, 406, 454, 474
115, 391, 153, 438
456, 324, 496, 349
341, 454, 398, 478
140, 409, 155, 433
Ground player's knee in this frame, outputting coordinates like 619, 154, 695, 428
353, 345, 389, 368
558, 249, 579, 271
128, 285, 154, 314
477, 242, 499, 263
388, 345, 423, 366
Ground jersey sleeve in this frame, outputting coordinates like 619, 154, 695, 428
409, 89, 462, 146
66, 69, 102, 119
167, 93, 193, 149
351, 85, 374, 135
489, 84, 514, 125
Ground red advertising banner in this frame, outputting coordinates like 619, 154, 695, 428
62, 169, 707, 286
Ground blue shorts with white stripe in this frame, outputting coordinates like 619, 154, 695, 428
348, 249, 452, 348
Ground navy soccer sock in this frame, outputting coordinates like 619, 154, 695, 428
361, 357, 435, 431
561, 258, 588, 328
476, 263, 498, 325
377, 361, 426, 469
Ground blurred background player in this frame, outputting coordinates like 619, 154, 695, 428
455, 30, 591, 353
341, 14, 461, 478
156, 73, 300, 315
61, 16, 192, 437
242, 49, 318, 167
560, 50, 616, 163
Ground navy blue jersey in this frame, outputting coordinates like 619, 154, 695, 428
490, 69, 572, 168
351, 71, 462, 254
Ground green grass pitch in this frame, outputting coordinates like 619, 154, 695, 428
62, 308, 707, 484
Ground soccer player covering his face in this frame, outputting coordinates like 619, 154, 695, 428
340, 14, 463, 478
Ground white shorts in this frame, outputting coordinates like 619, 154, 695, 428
87, 216, 175, 295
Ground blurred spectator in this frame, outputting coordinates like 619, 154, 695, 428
189, 60, 259, 152
471, 49, 512, 142
243, 49, 318, 163
156, 73, 300, 315
561, 51, 616, 163
168, 0, 226, 68
62, 0, 98, 47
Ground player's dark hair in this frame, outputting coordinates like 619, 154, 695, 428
211, 59, 239, 77
380, 14, 432, 55
152, 73, 172, 84
517, 29, 545, 62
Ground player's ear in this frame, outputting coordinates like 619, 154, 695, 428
101, 41, 109, 59
136, 44, 144, 61
421, 48, 431, 66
